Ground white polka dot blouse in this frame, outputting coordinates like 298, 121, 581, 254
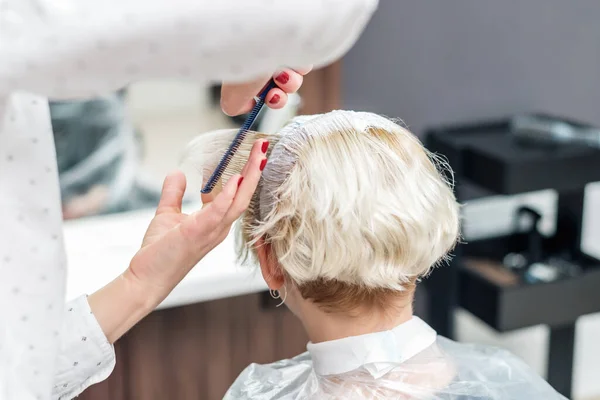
0, 0, 377, 399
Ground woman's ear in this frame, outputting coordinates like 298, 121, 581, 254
255, 237, 285, 290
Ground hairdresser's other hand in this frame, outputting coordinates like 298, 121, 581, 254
124, 139, 268, 308
220, 66, 312, 116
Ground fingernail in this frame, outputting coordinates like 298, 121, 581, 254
237, 177, 244, 187
275, 71, 290, 85
260, 159, 267, 171
261, 141, 269, 153
269, 94, 280, 105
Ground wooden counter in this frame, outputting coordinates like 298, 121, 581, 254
79, 293, 308, 400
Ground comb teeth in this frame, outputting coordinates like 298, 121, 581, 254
201, 80, 276, 194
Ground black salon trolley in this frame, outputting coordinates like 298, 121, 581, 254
423, 116, 600, 399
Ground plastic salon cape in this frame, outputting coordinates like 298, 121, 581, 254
225, 317, 566, 400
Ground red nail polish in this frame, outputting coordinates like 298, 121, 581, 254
269, 94, 280, 105
275, 71, 290, 85
237, 177, 244, 187
260, 159, 267, 171
261, 141, 269, 153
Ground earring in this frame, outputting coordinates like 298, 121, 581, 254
269, 289, 280, 300
275, 286, 287, 308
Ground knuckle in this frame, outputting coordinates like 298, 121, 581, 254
235, 203, 249, 215
217, 195, 235, 212
212, 204, 228, 220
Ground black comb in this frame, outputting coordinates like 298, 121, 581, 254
201, 80, 276, 194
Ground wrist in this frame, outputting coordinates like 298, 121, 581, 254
88, 271, 157, 344
123, 253, 184, 311
121, 266, 166, 312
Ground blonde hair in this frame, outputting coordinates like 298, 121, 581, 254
181, 111, 460, 308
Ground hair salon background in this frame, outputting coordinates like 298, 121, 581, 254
128, 2, 600, 398
342, 2, 600, 399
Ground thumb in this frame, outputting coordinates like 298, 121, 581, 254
220, 76, 270, 116
155, 171, 187, 216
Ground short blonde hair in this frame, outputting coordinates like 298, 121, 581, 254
181, 111, 460, 310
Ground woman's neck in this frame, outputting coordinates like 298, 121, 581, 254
298, 299, 414, 344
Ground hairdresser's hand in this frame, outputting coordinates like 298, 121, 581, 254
220, 66, 312, 116
124, 139, 268, 307
88, 142, 265, 343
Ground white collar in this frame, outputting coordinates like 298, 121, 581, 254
306, 317, 437, 378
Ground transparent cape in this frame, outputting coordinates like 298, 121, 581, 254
224, 335, 565, 400
181, 113, 567, 400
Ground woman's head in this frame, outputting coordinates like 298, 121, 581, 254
182, 111, 459, 315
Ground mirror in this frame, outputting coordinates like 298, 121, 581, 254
52, 81, 235, 220
52, 64, 338, 220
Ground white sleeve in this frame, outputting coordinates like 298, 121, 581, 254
52, 296, 115, 400
0, 0, 378, 99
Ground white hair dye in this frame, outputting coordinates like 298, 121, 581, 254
180, 110, 460, 290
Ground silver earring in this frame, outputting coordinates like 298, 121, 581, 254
275, 286, 287, 308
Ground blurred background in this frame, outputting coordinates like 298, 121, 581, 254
62, 1, 600, 399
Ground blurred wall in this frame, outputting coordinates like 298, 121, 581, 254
342, 0, 600, 134
342, 2, 600, 399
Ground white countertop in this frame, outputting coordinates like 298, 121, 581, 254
63, 204, 268, 310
